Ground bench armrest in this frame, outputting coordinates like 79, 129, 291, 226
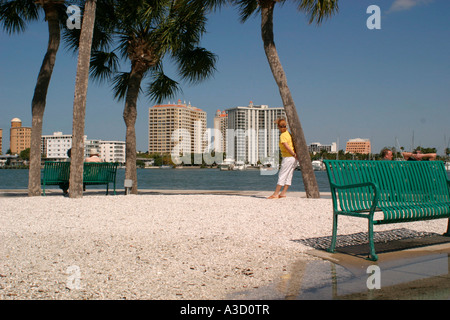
329, 181, 380, 214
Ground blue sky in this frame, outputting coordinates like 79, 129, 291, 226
1, 0, 449, 154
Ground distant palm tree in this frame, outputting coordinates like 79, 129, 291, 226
204, 0, 339, 198
66, 0, 216, 194
0, 0, 70, 196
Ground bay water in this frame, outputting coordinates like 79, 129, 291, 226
0, 168, 331, 192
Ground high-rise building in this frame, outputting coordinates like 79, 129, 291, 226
226, 102, 286, 165
148, 100, 207, 155
345, 138, 371, 154
0, 128, 3, 155
213, 109, 228, 153
10, 118, 31, 155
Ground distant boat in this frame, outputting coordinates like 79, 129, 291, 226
260, 165, 275, 172
259, 160, 278, 173
160, 165, 172, 169
311, 160, 325, 171
233, 161, 246, 171
219, 159, 235, 171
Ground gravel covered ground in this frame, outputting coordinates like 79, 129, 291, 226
0, 192, 446, 299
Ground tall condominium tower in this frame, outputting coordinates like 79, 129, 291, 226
0, 128, 2, 154
148, 100, 207, 155
10, 118, 31, 155
226, 102, 286, 165
213, 109, 228, 153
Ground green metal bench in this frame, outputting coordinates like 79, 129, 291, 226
41, 162, 71, 196
82, 162, 118, 195
41, 161, 118, 195
323, 160, 450, 261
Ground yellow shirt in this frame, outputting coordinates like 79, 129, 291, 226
279, 131, 294, 157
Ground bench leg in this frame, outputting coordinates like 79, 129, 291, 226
327, 212, 338, 254
368, 219, 378, 261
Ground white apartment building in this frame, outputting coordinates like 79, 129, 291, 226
308, 142, 337, 154
226, 102, 286, 165
41, 132, 73, 159
84, 139, 101, 158
100, 141, 126, 163
41, 132, 125, 163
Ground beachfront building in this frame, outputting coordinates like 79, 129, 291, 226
41, 132, 125, 162
10, 118, 31, 155
213, 109, 228, 153
0, 128, 2, 154
99, 141, 126, 163
226, 102, 286, 165
84, 138, 101, 159
345, 138, 371, 154
308, 142, 337, 154
41, 132, 73, 160
148, 100, 207, 155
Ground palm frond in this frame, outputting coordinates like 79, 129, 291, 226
232, 0, 259, 23
90, 50, 120, 84
62, 0, 117, 54
195, 0, 233, 13
176, 47, 217, 84
147, 69, 180, 104
0, 0, 40, 34
297, 0, 339, 25
111, 71, 131, 101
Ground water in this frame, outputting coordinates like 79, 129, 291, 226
0, 168, 331, 192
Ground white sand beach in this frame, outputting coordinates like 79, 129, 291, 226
0, 191, 447, 299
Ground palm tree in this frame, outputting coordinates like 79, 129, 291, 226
204, 0, 339, 198
0, 0, 73, 196
69, 0, 97, 198
66, 0, 216, 194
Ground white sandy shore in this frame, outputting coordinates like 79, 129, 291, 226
0, 191, 447, 299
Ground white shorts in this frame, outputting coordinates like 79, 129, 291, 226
277, 157, 297, 186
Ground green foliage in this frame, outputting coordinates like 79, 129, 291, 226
65, 0, 217, 104
19, 148, 30, 160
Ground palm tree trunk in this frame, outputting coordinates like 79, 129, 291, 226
28, 4, 60, 197
69, 0, 97, 199
260, 1, 320, 198
123, 67, 144, 194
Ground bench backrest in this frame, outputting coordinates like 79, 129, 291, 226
83, 162, 118, 183
324, 160, 450, 209
42, 162, 71, 182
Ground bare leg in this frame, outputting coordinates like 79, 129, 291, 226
279, 185, 290, 198
268, 185, 283, 199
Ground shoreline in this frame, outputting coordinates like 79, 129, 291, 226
0, 188, 331, 198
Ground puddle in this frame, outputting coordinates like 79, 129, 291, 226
229, 245, 450, 300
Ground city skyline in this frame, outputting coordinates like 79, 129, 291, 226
1, 1, 449, 155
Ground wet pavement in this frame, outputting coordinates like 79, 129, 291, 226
230, 234, 450, 300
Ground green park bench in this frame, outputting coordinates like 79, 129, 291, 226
323, 160, 450, 261
41, 161, 118, 196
